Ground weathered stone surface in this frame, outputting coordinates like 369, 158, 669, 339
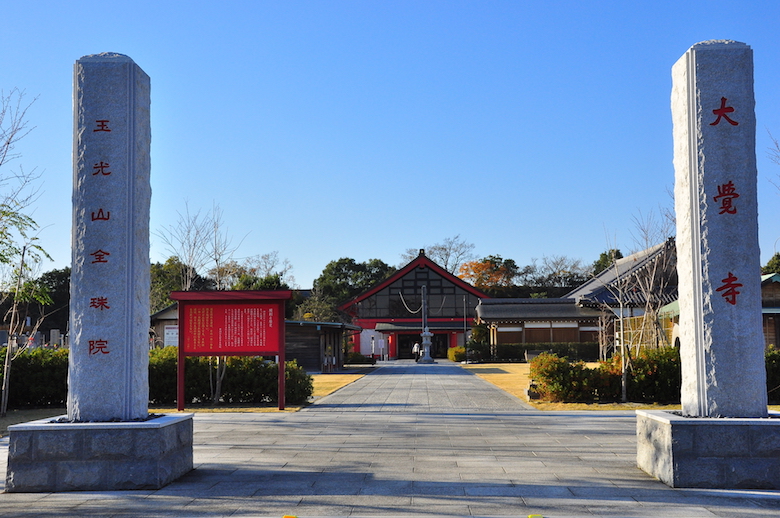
637, 410, 780, 489
8, 432, 32, 461
5, 464, 53, 491
5, 415, 194, 492
57, 461, 105, 491
35, 430, 81, 460
69, 52, 151, 422
83, 428, 135, 459
748, 425, 780, 457
672, 40, 767, 418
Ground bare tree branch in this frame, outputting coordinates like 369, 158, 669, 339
154, 201, 211, 291
401, 235, 476, 274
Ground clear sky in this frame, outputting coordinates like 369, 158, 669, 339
2, 1, 780, 288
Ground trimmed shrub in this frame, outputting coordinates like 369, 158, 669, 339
629, 346, 681, 403
447, 346, 466, 362
529, 352, 594, 402
529, 347, 683, 403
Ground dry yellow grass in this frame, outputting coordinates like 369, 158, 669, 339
312, 373, 366, 397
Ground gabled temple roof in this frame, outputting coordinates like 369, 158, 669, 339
762, 273, 780, 285
565, 238, 677, 308
338, 250, 488, 314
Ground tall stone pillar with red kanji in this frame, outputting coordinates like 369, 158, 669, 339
672, 41, 767, 418
69, 53, 151, 421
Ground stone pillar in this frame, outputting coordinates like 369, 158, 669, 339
68, 53, 151, 421
672, 41, 767, 418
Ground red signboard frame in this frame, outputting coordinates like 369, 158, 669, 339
170, 290, 292, 411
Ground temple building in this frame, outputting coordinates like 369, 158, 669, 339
339, 250, 488, 359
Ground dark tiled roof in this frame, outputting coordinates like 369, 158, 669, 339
476, 298, 603, 322
564, 238, 677, 308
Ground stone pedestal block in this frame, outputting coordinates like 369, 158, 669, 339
637, 410, 780, 489
5, 414, 193, 492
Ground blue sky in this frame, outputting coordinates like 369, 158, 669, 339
2, 1, 780, 288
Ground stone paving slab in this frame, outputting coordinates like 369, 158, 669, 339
3, 359, 780, 516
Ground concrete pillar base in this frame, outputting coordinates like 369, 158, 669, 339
5, 414, 193, 492
637, 410, 780, 489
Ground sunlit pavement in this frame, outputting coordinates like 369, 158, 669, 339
2, 359, 780, 517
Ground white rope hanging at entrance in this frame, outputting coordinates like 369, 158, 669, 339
400, 292, 447, 315
429, 295, 447, 315
399, 292, 422, 314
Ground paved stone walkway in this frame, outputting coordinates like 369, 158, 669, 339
3, 360, 780, 516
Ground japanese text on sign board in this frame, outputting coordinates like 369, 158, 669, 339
182, 303, 281, 355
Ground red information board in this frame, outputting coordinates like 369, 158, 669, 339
181, 303, 281, 355
170, 290, 292, 410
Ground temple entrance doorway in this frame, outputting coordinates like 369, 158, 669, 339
397, 333, 449, 359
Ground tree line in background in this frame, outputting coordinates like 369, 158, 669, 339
8, 240, 780, 340
2, 85, 780, 414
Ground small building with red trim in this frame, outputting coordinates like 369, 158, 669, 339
338, 250, 488, 359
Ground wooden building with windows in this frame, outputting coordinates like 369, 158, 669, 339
475, 298, 602, 346
338, 250, 488, 359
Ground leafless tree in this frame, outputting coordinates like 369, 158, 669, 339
155, 201, 211, 291
594, 209, 676, 402
401, 235, 476, 274
770, 132, 780, 166
533, 255, 591, 288
0, 89, 52, 417
1, 245, 52, 416
597, 245, 634, 402
156, 201, 243, 404
628, 209, 676, 351
769, 131, 780, 193
211, 251, 297, 290
206, 203, 243, 291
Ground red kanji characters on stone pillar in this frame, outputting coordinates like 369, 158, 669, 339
89, 340, 110, 354
93, 120, 111, 132
90, 249, 110, 263
716, 272, 743, 305
713, 181, 740, 215
89, 297, 110, 310
91, 208, 110, 221
710, 97, 738, 126
92, 161, 111, 176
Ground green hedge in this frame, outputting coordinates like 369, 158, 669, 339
0, 346, 313, 408
530, 347, 683, 403
466, 342, 599, 362
344, 352, 376, 364
0, 347, 69, 407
